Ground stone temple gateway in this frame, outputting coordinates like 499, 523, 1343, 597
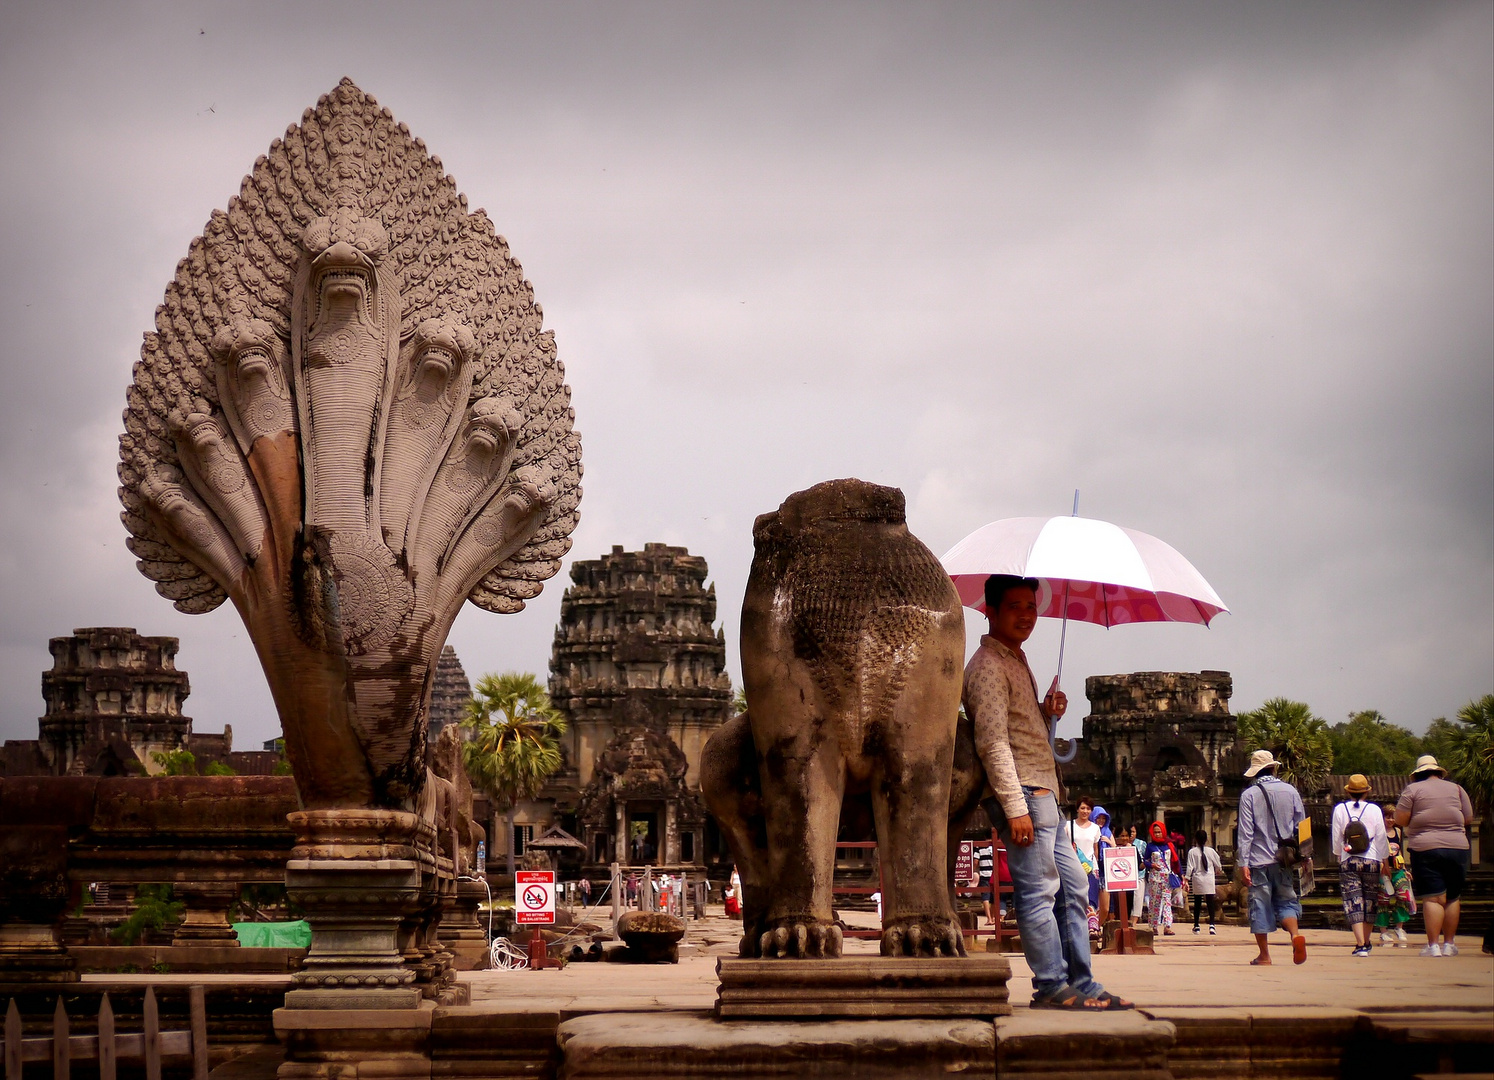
115, 78, 581, 1077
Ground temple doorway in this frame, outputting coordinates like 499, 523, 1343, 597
628, 807, 659, 864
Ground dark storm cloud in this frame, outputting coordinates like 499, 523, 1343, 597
1, 2, 1488, 748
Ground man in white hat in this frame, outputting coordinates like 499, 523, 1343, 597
1395, 755, 1474, 957
1236, 750, 1308, 966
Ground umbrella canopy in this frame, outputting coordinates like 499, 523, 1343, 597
941, 515, 1228, 626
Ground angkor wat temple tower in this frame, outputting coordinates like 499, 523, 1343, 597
542, 544, 733, 870
427, 646, 473, 739
1061, 671, 1247, 853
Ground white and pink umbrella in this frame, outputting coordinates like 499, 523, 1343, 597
941, 515, 1228, 627
941, 511, 1228, 760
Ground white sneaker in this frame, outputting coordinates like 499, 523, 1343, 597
1394, 927, 1409, 944
1419, 943, 1442, 957
1380, 933, 1394, 947
1442, 942, 1459, 956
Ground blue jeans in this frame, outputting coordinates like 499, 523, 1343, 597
1247, 864, 1301, 935
995, 788, 1103, 1000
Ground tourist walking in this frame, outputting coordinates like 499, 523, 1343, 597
963, 574, 1134, 1010
1237, 749, 1308, 966
1395, 755, 1475, 956
1143, 822, 1177, 936
1331, 774, 1387, 957
1184, 831, 1222, 934
976, 840, 996, 925
580, 876, 592, 907
1092, 806, 1114, 924
1070, 797, 1103, 914
1131, 826, 1148, 920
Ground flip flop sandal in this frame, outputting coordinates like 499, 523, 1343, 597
1090, 991, 1136, 1010
1031, 988, 1108, 1010
1292, 935, 1308, 965
1249, 956, 1271, 965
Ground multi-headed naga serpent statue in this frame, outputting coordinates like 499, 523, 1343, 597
118, 79, 582, 813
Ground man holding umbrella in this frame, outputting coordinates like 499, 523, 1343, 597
963, 573, 1134, 1011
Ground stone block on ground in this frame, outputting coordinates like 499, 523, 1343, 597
557, 1011, 995, 1078
716, 955, 1011, 1018
431, 1006, 560, 1079
996, 1010, 1176, 1079
615, 911, 684, 963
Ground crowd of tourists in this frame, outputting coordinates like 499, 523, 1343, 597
1044, 751, 1480, 965
961, 572, 1481, 998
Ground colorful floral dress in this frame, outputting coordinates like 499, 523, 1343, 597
1145, 843, 1175, 930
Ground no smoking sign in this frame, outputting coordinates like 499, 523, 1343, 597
1103, 847, 1139, 891
515, 869, 555, 925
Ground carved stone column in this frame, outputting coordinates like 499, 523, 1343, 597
436, 877, 490, 970
172, 881, 242, 945
280, 809, 424, 1009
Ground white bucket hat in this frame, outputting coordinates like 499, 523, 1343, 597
1243, 749, 1279, 778
1412, 754, 1445, 777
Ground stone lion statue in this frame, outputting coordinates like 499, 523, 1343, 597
701, 479, 969, 958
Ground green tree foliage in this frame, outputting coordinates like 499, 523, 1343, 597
1326, 710, 1423, 775
1420, 717, 1462, 771
150, 748, 235, 775
731, 685, 748, 716
1237, 698, 1333, 794
111, 885, 184, 945
461, 671, 567, 880
151, 748, 198, 775
1442, 694, 1494, 813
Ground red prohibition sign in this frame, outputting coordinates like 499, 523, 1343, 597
523, 885, 548, 909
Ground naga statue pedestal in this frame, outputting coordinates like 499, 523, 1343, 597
715, 956, 1012, 1019
437, 877, 491, 971
275, 810, 434, 1080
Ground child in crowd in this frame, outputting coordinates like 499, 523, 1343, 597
1376, 841, 1415, 947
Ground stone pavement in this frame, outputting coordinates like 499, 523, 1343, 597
462, 910, 1494, 1014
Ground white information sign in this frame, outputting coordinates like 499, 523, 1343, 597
515, 869, 555, 925
1103, 846, 1139, 891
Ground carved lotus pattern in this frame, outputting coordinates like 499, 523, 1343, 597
118, 79, 581, 809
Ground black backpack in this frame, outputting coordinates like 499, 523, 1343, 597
1343, 802, 1370, 855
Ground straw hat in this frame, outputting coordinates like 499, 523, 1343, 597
1344, 774, 1371, 795
1412, 754, 1445, 777
1243, 749, 1278, 778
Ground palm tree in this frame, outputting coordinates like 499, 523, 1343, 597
1236, 697, 1333, 795
461, 671, 568, 882
1444, 694, 1494, 813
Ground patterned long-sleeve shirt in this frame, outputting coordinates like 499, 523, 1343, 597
962, 635, 1060, 819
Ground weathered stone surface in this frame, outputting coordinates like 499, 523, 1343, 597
716, 956, 1011, 1019
616, 910, 685, 963
274, 1001, 435, 1080
996, 1010, 1176, 1079
1143, 1005, 1357, 1080
555, 543, 731, 873
431, 1006, 560, 1079
701, 480, 967, 960
118, 77, 581, 813
557, 1011, 995, 1079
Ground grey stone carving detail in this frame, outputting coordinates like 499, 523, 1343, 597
117, 78, 582, 810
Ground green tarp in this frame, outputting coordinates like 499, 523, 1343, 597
232, 920, 311, 948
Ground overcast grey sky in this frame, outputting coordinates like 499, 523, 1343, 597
1, 1, 1489, 751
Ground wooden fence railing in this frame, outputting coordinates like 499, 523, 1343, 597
3, 985, 207, 1080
